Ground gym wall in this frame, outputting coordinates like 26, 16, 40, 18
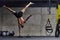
0, 7, 56, 36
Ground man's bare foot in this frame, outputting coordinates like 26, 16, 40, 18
29, 2, 34, 4
3, 5, 6, 7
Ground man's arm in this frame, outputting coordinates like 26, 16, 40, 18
21, 2, 34, 13
3, 5, 16, 13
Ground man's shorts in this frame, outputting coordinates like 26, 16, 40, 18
13, 11, 23, 18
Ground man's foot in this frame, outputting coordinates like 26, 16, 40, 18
3, 5, 6, 7
29, 2, 34, 4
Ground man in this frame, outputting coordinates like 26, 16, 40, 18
3, 2, 34, 28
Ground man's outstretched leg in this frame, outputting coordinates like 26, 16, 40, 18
21, 2, 34, 13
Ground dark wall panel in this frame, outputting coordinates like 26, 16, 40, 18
0, 0, 57, 7
0, 0, 57, 1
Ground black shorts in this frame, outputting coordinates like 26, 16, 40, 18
13, 11, 23, 18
